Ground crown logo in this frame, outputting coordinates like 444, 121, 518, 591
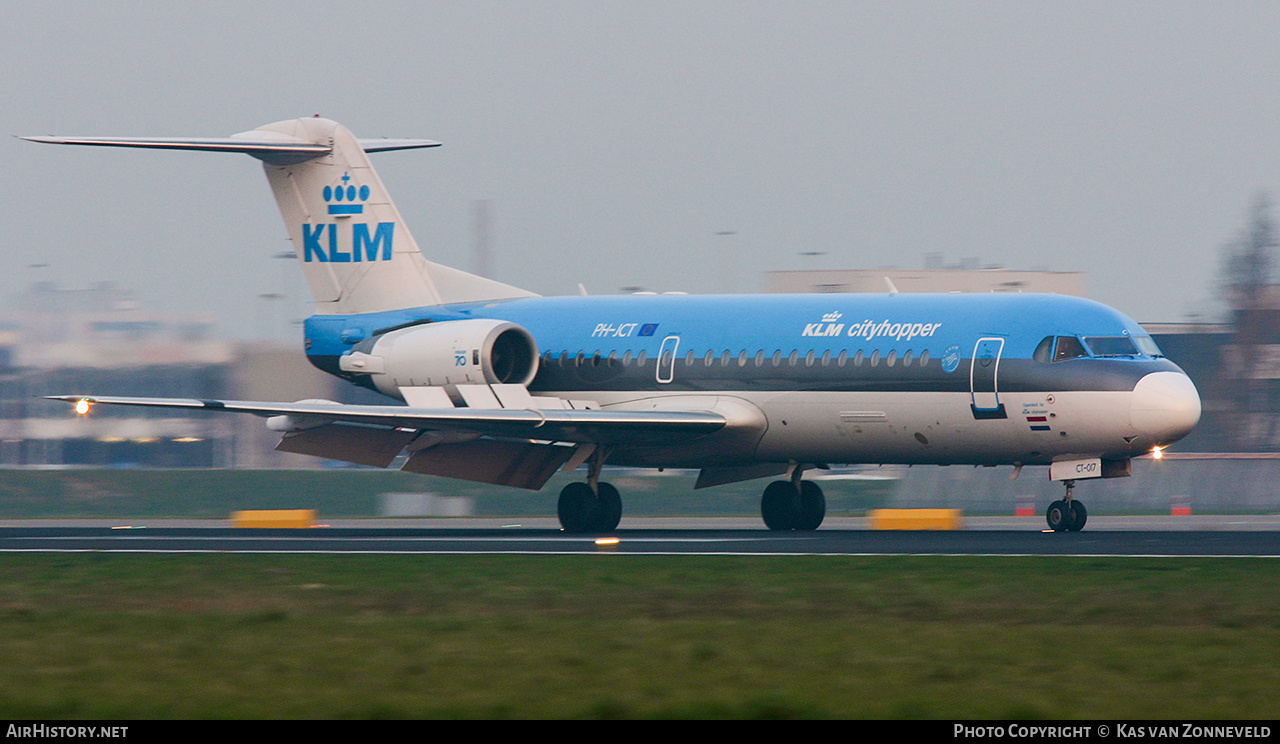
821, 311, 843, 323
323, 172, 370, 215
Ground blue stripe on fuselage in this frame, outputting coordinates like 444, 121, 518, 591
306, 293, 1151, 363
302, 292, 1179, 396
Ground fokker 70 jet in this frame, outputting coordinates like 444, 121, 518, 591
25, 117, 1201, 532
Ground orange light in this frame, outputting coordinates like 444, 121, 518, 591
74, 399, 91, 416
1151, 446, 1164, 460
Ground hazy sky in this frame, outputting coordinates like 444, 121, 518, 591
5, 1, 1279, 339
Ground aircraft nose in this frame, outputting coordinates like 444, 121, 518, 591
1130, 371, 1201, 445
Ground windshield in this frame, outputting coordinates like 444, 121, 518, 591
1133, 335, 1164, 357
1052, 336, 1087, 362
1084, 336, 1140, 357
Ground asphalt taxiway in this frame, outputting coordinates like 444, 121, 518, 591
0, 516, 1278, 556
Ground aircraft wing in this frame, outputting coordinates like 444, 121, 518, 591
46, 394, 726, 447
48, 393, 731, 490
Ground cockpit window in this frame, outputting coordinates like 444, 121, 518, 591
1052, 336, 1088, 362
1084, 336, 1140, 357
1133, 335, 1164, 357
1033, 336, 1054, 364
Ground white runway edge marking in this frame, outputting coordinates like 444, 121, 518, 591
1, 547, 1279, 559
12, 535, 780, 544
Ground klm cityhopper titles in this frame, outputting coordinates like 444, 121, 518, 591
26, 117, 1200, 533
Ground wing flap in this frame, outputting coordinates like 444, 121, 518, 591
275, 422, 419, 468
401, 440, 576, 490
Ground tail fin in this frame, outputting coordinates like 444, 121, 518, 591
24, 117, 537, 314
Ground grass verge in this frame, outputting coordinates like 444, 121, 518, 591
0, 554, 1277, 718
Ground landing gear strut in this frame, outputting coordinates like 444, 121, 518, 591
1046, 479, 1088, 532
557, 448, 621, 533
760, 467, 825, 531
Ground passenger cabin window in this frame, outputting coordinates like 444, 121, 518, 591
1052, 336, 1088, 362
1084, 336, 1140, 357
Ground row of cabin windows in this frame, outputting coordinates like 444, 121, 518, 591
545, 348, 932, 370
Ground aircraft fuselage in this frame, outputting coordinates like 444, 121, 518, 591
304, 291, 1200, 471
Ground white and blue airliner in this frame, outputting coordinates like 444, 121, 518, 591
26, 117, 1201, 532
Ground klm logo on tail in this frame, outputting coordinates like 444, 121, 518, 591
303, 223, 394, 262
304, 173, 394, 262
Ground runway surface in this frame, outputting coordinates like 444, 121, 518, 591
0, 516, 1278, 556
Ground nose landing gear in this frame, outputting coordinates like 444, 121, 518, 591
1046, 479, 1088, 532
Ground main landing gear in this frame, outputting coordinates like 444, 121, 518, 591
557, 481, 621, 533
557, 449, 622, 533
760, 470, 826, 531
1046, 479, 1088, 532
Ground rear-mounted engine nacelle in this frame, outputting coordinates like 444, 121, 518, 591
339, 319, 538, 399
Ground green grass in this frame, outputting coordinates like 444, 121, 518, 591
0, 554, 1277, 718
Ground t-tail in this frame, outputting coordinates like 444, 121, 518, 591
23, 117, 537, 315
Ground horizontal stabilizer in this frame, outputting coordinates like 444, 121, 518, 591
20, 134, 440, 165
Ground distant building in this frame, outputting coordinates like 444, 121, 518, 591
766, 268, 1087, 296
1144, 323, 1235, 452
0, 282, 362, 468
1204, 282, 1280, 451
